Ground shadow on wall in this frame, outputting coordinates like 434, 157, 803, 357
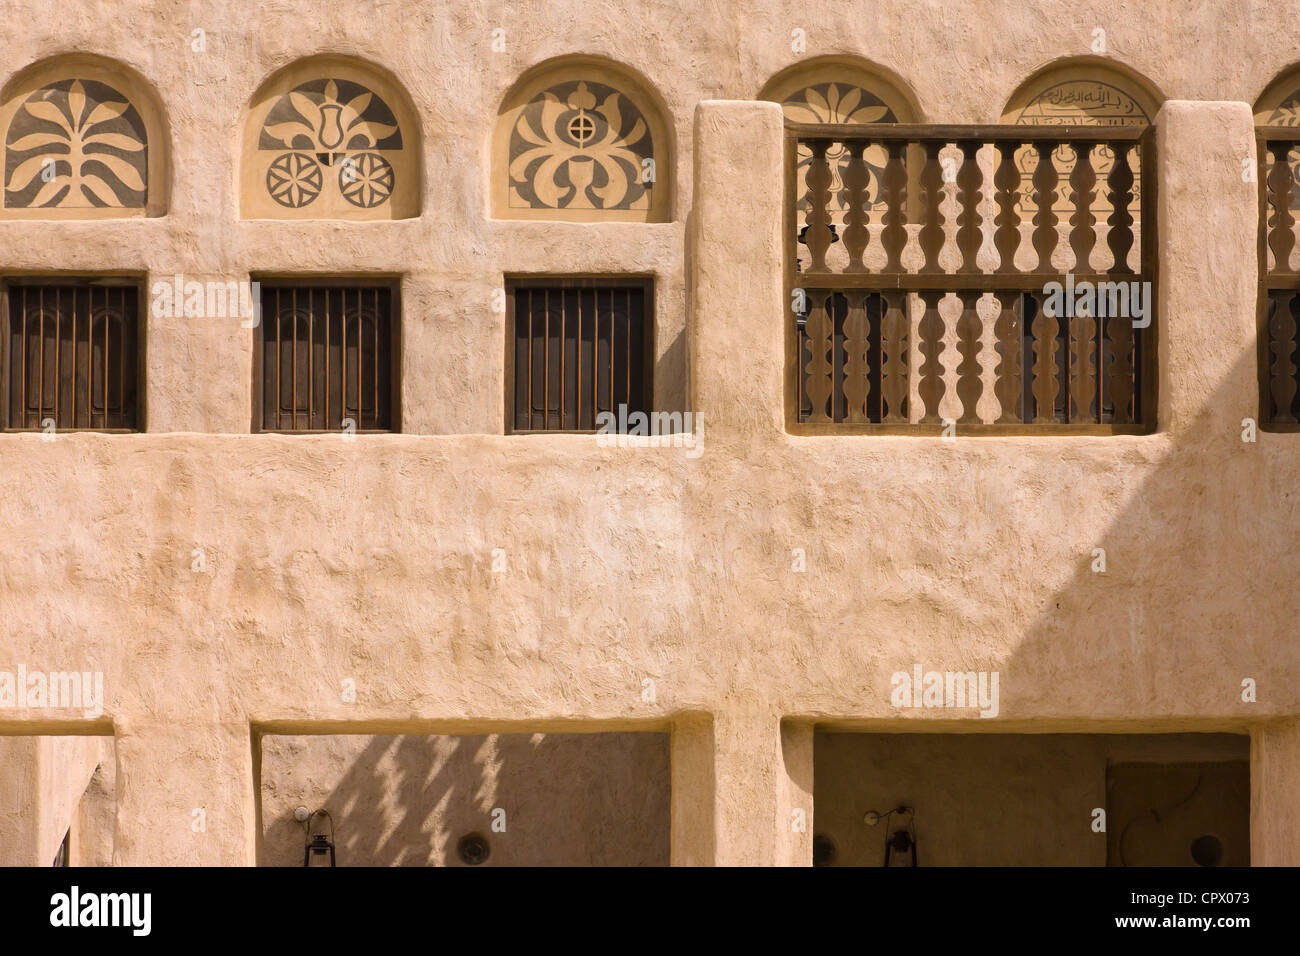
811, 333, 1293, 866
987, 339, 1299, 719
813, 732, 1249, 866
0, 735, 115, 867
259, 732, 670, 866
660, 325, 688, 416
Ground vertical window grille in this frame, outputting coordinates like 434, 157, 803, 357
257, 284, 396, 431
509, 280, 652, 432
4, 282, 139, 430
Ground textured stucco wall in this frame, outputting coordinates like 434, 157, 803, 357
0, 735, 108, 865
71, 746, 115, 867
0, 739, 40, 864
259, 732, 669, 866
0, 1, 1297, 866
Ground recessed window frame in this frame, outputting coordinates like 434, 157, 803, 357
504, 276, 655, 435
251, 275, 402, 434
1, 275, 146, 433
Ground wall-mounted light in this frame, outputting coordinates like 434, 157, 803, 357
296, 807, 336, 867
864, 805, 918, 867
457, 832, 491, 866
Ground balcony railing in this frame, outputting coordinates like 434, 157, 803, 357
1259, 127, 1300, 430
785, 123, 1157, 434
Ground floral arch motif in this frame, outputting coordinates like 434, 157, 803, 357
760, 59, 921, 226
0, 56, 167, 218
242, 58, 419, 220
1254, 66, 1300, 210
494, 60, 671, 222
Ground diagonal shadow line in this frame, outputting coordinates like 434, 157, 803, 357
257, 731, 671, 866
999, 341, 1299, 719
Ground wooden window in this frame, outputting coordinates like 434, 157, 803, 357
254, 281, 398, 432
789, 124, 1157, 434
507, 279, 653, 432
3, 280, 140, 430
1258, 131, 1300, 430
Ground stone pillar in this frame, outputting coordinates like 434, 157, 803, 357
1251, 721, 1300, 866
679, 100, 810, 866
0, 737, 41, 865
669, 714, 715, 866
1155, 101, 1259, 435
113, 721, 257, 865
775, 719, 815, 867
690, 100, 786, 444
0, 735, 102, 866
670, 711, 813, 866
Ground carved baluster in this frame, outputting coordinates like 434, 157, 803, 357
804, 139, 834, 273
797, 312, 810, 420
803, 289, 834, 422
955, 290, 983, 423
841, 140, 870, 273
1030, 289, 1061, 423
1269, 291, 1298, 423
1069, 299, 1098, 423
1267, 142, 1296, 274
1069, 142, 1097, 275
1031, 142, 1059, 273
917, 291, 946, 423
841, 290, 871, 421
993, 142, 1022, 273
880, 141, 908, 274
1106, 301, 1134, 424
956, 142, 983, 274
918, 141, 946, 274
1107, 144, 1135, 275
993, 290, 1022, 423
880, 291, 909, 422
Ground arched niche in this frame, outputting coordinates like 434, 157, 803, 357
0, 54, 169, 218
1256, 65, 1300, 126
494, 56, 671, 222
759, 56, 921, 126
1254, 66, 1300, 212
1001, 60, 1162, 217
241, 56, 420, 220
1000, 60, 1160, 126
760, 57, 923, 246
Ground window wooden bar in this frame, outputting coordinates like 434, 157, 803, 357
255, 282, 396, 432
507, 279, 653, 434
4, 280, 139, 431
788, 123, 1157, 434
1258, 129, 1300, 429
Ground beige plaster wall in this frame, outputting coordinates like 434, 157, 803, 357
259, 732, 669, 865
0, 739, 40, 864
0, 1, 1297, 865
71, 748, 116, 866
0, 735, 110, 865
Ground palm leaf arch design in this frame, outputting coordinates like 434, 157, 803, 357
4, 78, 148, 208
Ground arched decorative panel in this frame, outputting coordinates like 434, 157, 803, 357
1258, 79, 1300, 126
494, 60, 670, 222
760, 59, 921, 238
242, 59, 419, 220
1001, 62, 1160, 216
1255, 67, 1300, 213
0, 56, 167, 218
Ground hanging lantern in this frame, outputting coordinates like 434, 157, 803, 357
885, 826, 917, 867
299, 808, 336, 867
865, 805, 918, 867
